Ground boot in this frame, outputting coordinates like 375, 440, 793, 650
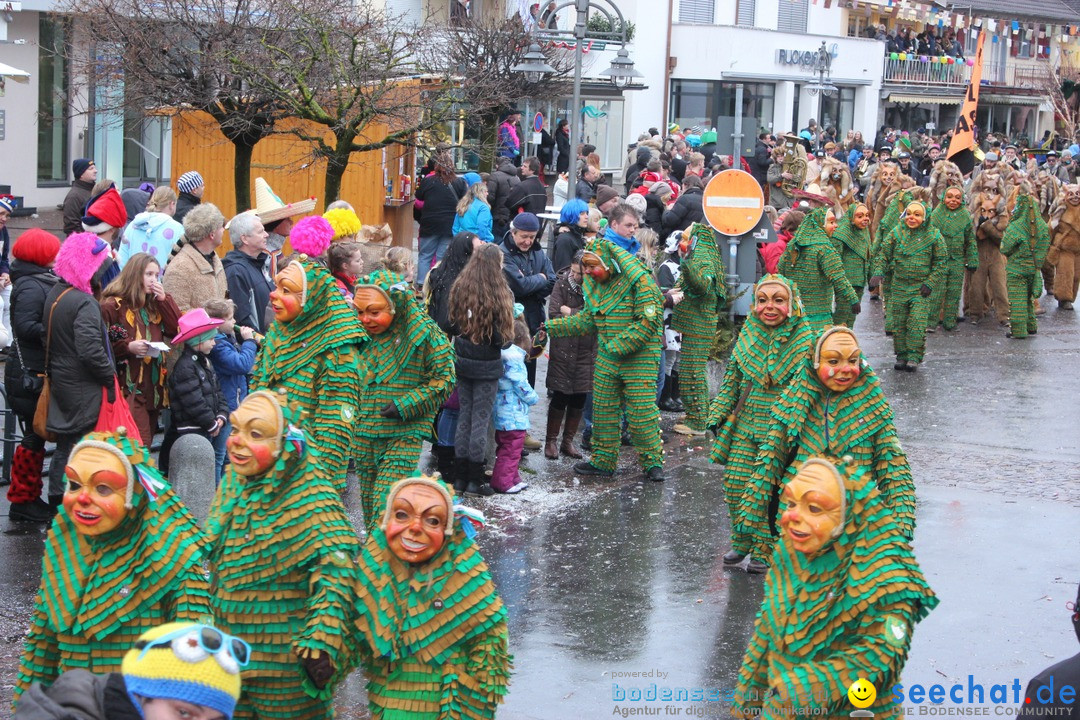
669, 371, 684, 412
544, 406, 565, 459
561, 407, 584, 459
657, 374, 675, 411
464, 460, 494, 497
523, 434, 542, 451
452, 456, 470, 495
8, 445, 45, 504
10, 498, 52, 523
433, 445, 455, 486
581, 425, 592, 451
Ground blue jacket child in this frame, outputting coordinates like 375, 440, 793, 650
495, 343, 538, 432
205, 301, 259, 479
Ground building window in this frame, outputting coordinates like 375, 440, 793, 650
670, 80, 775, 140
670, 80, 713, 130
817, 87, 857, 139
37, 16, 70, 185
736, 0, 755, 27
778, 0, 808, 33
679, 0, 714, 25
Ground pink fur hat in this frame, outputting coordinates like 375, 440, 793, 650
289, 216, 334, 257
55, 232, 113, 293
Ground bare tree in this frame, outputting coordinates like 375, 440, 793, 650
1042, 62, 1079, 144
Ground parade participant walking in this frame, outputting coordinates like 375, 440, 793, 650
777, 207, 861, 335
1001, 194, 1051, 339
541, 237, 666, 482
708, 275, 813, 574
831, 203, 871, 327
733, 456, 937, 719
670, 223, 723, 437
870, 201, 947, 371
928, 186, 978, 331
544, 255, 595, 460
1049, 184, 1080, 309
207, 391, 360, 720
352, 476, 511, 719
352, 269, 455, 527
965, 187, 1010, 326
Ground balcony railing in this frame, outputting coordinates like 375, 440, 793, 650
882, 56, 970, 87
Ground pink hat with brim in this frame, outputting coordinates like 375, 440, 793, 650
172, 308, 224, 346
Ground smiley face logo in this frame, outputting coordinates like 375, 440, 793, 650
848, 678, 876, 709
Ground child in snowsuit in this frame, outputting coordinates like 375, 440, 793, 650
492, 318, 539, 494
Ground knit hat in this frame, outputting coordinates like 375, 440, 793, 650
985, 152, 1000, 162
55, 232, 113, 293
0, 196, 14, 215
82, 185, 129, 233
122, 622, 245, 720
624, 193, 647, 216
172, 308, 224, 346
72, 158, 93, 180
511, 212, 540, 232
177, 171, 204, 195
289, 216, 334, 257
701, 130, 718, 145
463, 172, 483, 187
595, 184, 620, 207
323, 207, 362, 241
12, 228, 61, 268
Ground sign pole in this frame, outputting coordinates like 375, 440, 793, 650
701, 169, 765, 322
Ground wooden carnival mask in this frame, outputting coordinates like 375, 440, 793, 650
754, 281, 792, 327
353, 286, 396, 336
780, 458, 845, 554
64, 446, 130, 536
879, 163, 898, 187
385, 482, 449, 564
269, 263, 305, 323
227, 393, 283, 477
814, 328, 861, 393
824, 210, 838, 237
903, 202, 926, 229
943, 187, 964, 211
581, 250, 612, 283
852, 204, 871, 230
1066, 185, 1080, 207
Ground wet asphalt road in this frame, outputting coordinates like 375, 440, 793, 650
0, 294, 1077, 718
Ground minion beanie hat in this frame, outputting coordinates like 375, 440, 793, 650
122, 622, 242, 719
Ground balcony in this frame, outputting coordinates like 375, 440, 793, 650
882, 56, 971, 88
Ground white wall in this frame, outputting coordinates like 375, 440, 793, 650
622, 1, 672, 144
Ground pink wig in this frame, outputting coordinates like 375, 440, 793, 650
55, 231, 111, 293
290, 216, 334, 257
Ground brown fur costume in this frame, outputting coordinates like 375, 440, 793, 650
1048, 184, 1080, 305
818, 157, 857, 215
927, 161, 964, 208
964, 188, 1010, 322
867, 163, 912, 241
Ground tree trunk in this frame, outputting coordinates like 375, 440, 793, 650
232, 139, 257, 213
323, 135, 355, 210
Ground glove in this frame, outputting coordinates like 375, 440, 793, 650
299, 651, 334, 690
380, 402, 401, 419
965, 265, 977, 272
868, 275, 883, 290
919, 284, 932, 298
851, 301, 862, 315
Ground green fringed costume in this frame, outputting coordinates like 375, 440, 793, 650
871, 203, 947, 366
15, 431, 210, 707
831, 204, 870, 328
354, 270, 456, 532
546, 238, 664, 473
708, 275, 814, 558
733, 458, 938, 719
873, 189, 915, 334
251, 257, 368, 492
740, 329, 917, 565
928, 193, 978, 331
353, 479, 512, 719
672, 223, 724, 432
777, 207, 859, 335
207, 391, 361, 720
1001, 195, 1052, 339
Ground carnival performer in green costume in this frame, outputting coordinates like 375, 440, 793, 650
352, 269, 455, 531
353, 475, 512, 719
207, 390, 361, 720
541, 238, 666, 481
671, 223, 724, 437
252, 254, 368, 493
777, 207, 860, 335
15, 430, 210, 707
740, 327, 917, 567
708, 275, 814, 574
831, 203, 871, 328
869, 200, 947, 371
928, 186, 978, 331
872, 186, 918, 335
1001, 193, 1052, 339
732, 455, 938, 720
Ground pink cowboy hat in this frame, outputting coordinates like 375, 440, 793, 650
172, 308, 224, 346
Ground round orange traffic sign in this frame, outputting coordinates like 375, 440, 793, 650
702, 169, 764, 237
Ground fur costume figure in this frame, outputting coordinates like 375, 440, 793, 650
777, 207, 860, 335
739, 327, 917, 567
251, 256, 368, 492
866, 162, 907, 242
766, 136, 808, 213
870, 200, 947, 369
207, 390, 361, 720
544, 238, 665, 479
1001, 194, 1052, 339
817, 157, 857, 215
15, 430, 210, 706
708, 275, 814, 569
1033, 162, 1063, 297
1048, 184, 1080, 308
926, 160, 964, 209
830, 203, 871, 327
732, 456, 938, 720
927, 187, 978, 331
670, 223, 724, 435
965, 188, 1011, 324
352, 476, 512, 719
352, 269, 456, 531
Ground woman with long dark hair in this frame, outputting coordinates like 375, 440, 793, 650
425, 231, 482, 334
415, 151, 468, 285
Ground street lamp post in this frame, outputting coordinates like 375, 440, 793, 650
804, 41, 838, 150
511, 0, 642, 198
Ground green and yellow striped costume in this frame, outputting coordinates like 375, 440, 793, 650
251, 257, 368, 492
777, 208, 859, 335
546, 238, 664, 473
1001, 195, 1052, 338
708, 275, 813, 557
672, 223, 724, 432
873, 189, 916, 334
354, 270, 456, 532
928, 193, 978, 330
15, 431, 210, 707
831, 204, 870, 327
207, 391, 361, 720
733, 458, 938, 719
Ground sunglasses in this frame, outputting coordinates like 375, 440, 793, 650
136, 624, 251, 670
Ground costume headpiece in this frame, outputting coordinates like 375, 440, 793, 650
379, 475, 488, 540
290, 216, 334, 257
253, 177, 316, 225
54, 231, 114, 293
793, 456, 850, 540
323, 207, 362, 241
82, 185, 129, 233
70, 429, 167, 508
754, 273, 804, 318
812, 325, 859, 369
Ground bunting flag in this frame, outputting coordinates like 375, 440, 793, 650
947, 28, 986, 176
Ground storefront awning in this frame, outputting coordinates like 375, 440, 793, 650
0, 62, 30, 83
888, 93, 962, 104
981, 94, 1040, 106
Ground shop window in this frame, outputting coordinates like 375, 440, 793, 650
670, 80, 713, 130
679, 0, 714, 25
37, 16, 70, 185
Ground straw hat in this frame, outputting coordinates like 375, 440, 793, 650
253, 177, 317, 225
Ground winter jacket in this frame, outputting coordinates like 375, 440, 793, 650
172, 191, 201, 224
494, 344, 538, 431
556, 129, 571, 173
13, 670, 140, 720
43, 282, 115, 435
99, 293, 181, 414
545, 269, 596, 395
452, 198, 494, 243
662, 187, 705, 235
223, 248, 274, 333
487, 161, 520, 226
500, 233, 555, 333
625, 148, 652, 194
117, 211, 183, 272
454, 329, 506, 381
416, 175, 467, 239
551, 223, 587, 273
162, 243, 227, 313
538, 128, 555, 167
208, 332, 258, 412
4, 260, 56, 418
61, 179, 95, 237
504, 175, 548, 217
751, 140, 773, 184
644, 193, 667, 235
575, 176, 597, 202
168, 347, 227, 433
761, 235, 790, 275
